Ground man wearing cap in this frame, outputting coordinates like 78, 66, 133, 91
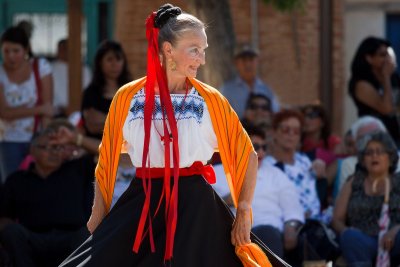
221, 43, 279, 118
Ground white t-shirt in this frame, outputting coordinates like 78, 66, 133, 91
252, 160, 304, 231
123, 87, 218, 167
51, 60, 91, 108
0, 58, 52, 142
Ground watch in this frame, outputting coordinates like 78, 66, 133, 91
285, 220, 301, 229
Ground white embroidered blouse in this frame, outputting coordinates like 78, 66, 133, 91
123, 87, 218, 167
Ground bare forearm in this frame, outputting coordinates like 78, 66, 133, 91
0, 106, 42, 120
87, 181, 107, 233
40, 75, 53, 104
382, 78, 395, 113
332, 218, 347, 234
237, 151, 258, 211
76, 133, 102, 155
231, 151, 258, 246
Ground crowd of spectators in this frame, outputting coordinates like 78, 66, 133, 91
0, 21, 400, 267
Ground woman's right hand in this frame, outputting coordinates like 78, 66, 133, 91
51, 126, 77, 145
382, 57, 395, 79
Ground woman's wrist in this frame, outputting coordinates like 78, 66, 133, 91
75, 133, 84, 147
237, 201, 251, 212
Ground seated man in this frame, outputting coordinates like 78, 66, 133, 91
212, 124, 304, 257
0, 128, 96, 267
248, 125, 304, 258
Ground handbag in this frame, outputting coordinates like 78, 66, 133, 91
299, 219, 341, 262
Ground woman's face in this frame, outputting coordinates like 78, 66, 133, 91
251, 135, 267, 166
1, 41, 28, 70
274, 117, 301, 152
366, 45, 389, 70
363, 141, 390, 176
168, 28, 207, 78
244, 97, 272, 125
303, 108, 323, 134
101, 51, 124, 80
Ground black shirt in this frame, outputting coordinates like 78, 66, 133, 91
349, 74, 400, 145
0, 155, 95, 232
81, 85, 112, 140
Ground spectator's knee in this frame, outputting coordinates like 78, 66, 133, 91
340, 228, 358, 244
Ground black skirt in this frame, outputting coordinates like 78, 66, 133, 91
59, 175, 289, 267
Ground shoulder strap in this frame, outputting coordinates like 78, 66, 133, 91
32, 58, 42, 105
32, 58, 42, 132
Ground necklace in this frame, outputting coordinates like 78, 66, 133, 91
153, 79, 191, 145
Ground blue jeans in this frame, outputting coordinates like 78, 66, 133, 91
340, 228, 400, 267
0, 142, 30, 183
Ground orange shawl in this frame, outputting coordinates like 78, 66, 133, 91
95, 76, 271, 267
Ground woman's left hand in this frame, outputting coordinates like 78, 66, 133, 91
231, 206, 251, 246
381, 226, 400, 251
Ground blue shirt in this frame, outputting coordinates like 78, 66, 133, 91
220, 76, 279, 118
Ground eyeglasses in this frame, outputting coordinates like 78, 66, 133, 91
248, 103, 271, 112
253, 143, 267, 151
35, 144, 65, 152
278, 125, 301, 136
363, 148, 387, 157
304, 110, 320, 119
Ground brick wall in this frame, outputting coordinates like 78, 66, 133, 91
114, 0, 188, 78
114, 0, 345, 133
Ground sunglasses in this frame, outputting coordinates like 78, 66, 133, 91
253, 143, 268, 151
248, 103, 271, 112
278, 125, 301, 135
304, 110, 320, 119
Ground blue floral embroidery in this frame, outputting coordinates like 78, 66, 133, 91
128, 88, 205, 124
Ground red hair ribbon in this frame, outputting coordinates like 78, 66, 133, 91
132, 12, 181, 261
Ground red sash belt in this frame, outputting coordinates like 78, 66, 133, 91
136, 161, 216, 184
133, 161, 216, 259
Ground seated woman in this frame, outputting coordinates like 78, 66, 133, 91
301, 103, 341, 165
265, 109, 322, 219
332, 131, 400, 266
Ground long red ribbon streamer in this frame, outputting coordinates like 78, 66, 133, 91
133, 12, 181, 261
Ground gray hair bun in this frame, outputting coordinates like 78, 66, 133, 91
154, 4, 182, 29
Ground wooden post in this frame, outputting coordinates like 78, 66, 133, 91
67, 0, 83, 114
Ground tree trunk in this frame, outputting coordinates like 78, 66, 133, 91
187, 0, 236, 88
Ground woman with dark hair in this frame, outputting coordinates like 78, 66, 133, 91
55, 40, 132, 155
349, 36, 400, 146
301, 103, 341, 164
81, 40, 131, 140
243, 93, 273, 125
0, 26, 54, 182
332, 131, 400, 266
58, 3, 281, 267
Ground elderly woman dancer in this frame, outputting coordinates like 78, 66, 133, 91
59, 4, 286, 267
332, 131, 400, 266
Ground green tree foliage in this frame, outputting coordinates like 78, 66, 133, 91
262, 0, 306, 12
